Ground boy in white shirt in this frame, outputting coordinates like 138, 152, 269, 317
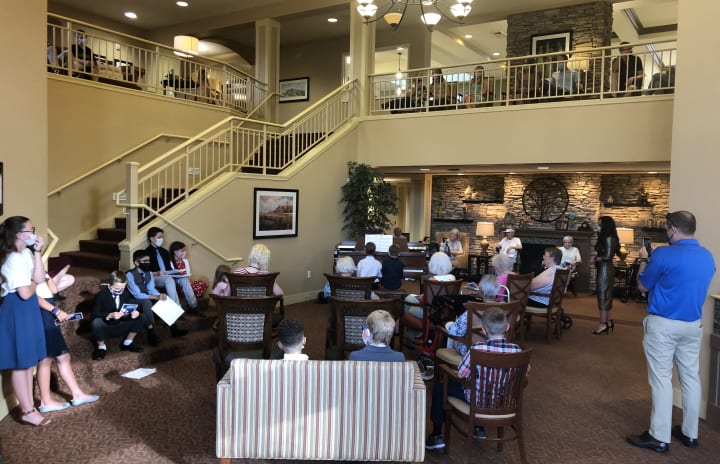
356, 242, 382, 286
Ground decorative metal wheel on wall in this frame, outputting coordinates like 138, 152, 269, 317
522, 177, 569, 223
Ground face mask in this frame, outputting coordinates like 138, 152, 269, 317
110, 289, 123, 297
597, 227, 601, 233
23, 233, 37, 247
139, 263, 152, 272
154, 237, 164, 247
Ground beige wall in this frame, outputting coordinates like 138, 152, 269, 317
133, 126, 360, 301
359, 98, 673, 167
0, 0, 48, 421
670, 0, 720, 419
279, 37, 348, 123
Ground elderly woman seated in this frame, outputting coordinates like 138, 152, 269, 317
403, 251, 456, 323
323, 256, 379, 300
233, 244, 283, 295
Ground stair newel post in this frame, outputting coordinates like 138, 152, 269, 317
124, 162, 140, 266
184, 144, 189, 200
262, 124, 267, 175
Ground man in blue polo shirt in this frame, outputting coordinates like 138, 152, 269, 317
627, 211, 715, 453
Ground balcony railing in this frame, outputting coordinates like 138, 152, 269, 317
47, 13, 266, 115
370, 40, 676, 115
117, 80, 357, 239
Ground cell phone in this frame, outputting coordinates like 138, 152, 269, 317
120, 303, 138, 315
54, 312, 83, 326
642, 237, 652, 256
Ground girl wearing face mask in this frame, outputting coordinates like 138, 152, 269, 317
0, 216, 52, 426
169, 241, 208, 306
593, 216, 621, 335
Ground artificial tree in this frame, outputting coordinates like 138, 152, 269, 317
340, 161, 398, 239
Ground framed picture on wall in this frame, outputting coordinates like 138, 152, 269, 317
279, 77, 310, 103
253, 188, 299, 239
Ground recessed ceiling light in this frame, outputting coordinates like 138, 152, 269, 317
396, 47, 404, 51
508, 172, 517, 175
176, 1, 189, 6
124, 11, 137, 19
464, 34, 472, 39
537, 166, 550, 170
492, 52, 500, 56
457, 173, 464, 176
419, 168, 430, 171
647, 171, 658, 174
327, 17, 338, 23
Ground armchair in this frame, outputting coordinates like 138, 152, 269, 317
328, 297, 403, 359
435, 231, 470, 271
526, 268, 570, 343
506, 273, 533, 341
441, 348, 533, 464
212, 295, 280, 380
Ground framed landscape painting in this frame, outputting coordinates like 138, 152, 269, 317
253, 188, 299, 239
279, 77, 310, 103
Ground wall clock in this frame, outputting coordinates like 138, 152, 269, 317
522, 177, 569, 223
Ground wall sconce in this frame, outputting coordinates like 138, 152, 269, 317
476, 221, 495, 256
617, 227, 635, 265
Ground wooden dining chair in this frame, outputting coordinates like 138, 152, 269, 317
506, 273, 533, 341
525, 268, 571, 343
327, 297, 403, 359
401, 279, 463, 353
212, 295, 280, 380
441, 348, 533, 464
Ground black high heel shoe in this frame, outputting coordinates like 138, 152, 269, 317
608, 319, 615, 333
592, 323, 610, 335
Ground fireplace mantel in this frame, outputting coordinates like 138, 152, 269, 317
515, 229, 595, 293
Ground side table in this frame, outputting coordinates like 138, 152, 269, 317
468, 253, 493, 282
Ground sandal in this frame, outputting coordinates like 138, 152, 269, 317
21, 408, 52, 427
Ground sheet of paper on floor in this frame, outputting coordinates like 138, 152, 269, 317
121, 367, 157, 379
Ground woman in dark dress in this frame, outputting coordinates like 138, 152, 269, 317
593, 216, 620, 335
0, 216, 50, 426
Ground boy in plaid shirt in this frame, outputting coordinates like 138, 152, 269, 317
426, 307, 522, 450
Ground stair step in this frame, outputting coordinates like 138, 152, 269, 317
114, 217, 126, 229
59, 251, 120, 271
97, 227, 126, 242
78, 239, 121, 256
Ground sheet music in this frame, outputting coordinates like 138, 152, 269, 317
364, 234, 393, 253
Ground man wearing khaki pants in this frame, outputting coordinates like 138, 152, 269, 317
626, 211, 715, 453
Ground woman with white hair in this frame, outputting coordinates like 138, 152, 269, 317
491, 253, 515, 301
233, 244, 283, 295
404, 252, 456, 322
322, 256, 379, 300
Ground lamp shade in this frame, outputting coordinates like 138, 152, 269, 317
476, 221, 495, 237
617, 227, 634, 245
173, 35, 199, 56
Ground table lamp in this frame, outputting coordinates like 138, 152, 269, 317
617, 227, 634, 264
476, 221, 495, 256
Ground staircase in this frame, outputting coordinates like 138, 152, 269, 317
56, 217, 126, 275
48, 216, 217, 380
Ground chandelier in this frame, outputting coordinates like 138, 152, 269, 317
356, 0, 473, 31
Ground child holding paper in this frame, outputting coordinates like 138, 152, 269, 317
125, 250, 188, 344
90, 271, 147, 361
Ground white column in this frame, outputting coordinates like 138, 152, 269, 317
669, 0, 720, 421
256, 18, 281, 122
349, 5, 376, 116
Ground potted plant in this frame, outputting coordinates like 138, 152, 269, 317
340, 161, 398, 239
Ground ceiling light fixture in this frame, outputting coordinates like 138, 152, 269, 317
395, 51, 403, 80
537, 166, 550, 170
328, 17, 338, 23
124, 11, 137, 19
356, 0, 473, 32
176, 1, 189, 7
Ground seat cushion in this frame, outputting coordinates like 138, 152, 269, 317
448, 396, 516, 420
435, 347, 462, 367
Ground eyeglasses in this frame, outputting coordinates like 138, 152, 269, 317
20, 227, 36, 234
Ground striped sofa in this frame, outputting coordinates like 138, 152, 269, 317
217, 358, 426, 462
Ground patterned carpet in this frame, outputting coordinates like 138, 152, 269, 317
1, 295, 719, 463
